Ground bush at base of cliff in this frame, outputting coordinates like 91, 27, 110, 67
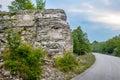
55, 52, 95, 79
3, 27, 45, 80
4, 43, 45, 79
55, 51, 79, 72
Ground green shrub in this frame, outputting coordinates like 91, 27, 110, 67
113, 47, 120, 57
5, 27, 21, 50
75, 53, 96, 74
4, 28, 45, 80
55, 51, 78, 72
4, 43, 45, 79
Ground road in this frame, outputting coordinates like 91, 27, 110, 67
71, 53, 120, 80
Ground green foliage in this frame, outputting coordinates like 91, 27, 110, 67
92, 35, 120, 57
113, 47, 120, 57
4, 28, 45, 79
76, 53, 95, 73
36, 0, 46, 10
8, 0, 35, 11
55, 52, 95, 79
0, 4, 1, 7
5, 28, 21, 50
113, 37, 120, 57
91, 41, 106, 53
55, 51, 78, 72
8, 0, 46, 11
72, 26, 91, 55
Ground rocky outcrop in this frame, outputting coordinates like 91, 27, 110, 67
0, 9, 73, 58
0, 9, 73, 80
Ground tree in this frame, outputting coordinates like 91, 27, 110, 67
72, 33, 81, 54
72, 26, 91, 55
113, 36, 120, 57
91, 35, 120, 57
92, 40, 98, 44
8, 0, 46, 11
8, 0, 35, 11
0, 4, 2, 11
91, 41, 106, 53
36, 0, 46, 10
0, 4, 2, 8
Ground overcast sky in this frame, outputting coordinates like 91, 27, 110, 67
0, 0, 120, 42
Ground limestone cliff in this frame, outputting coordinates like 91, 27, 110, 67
0, 9, 73, 58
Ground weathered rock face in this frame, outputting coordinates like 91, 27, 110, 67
0, 9, 73, 58
0, 9, 73, 80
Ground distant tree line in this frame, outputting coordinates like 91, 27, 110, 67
92, 35, 120, 57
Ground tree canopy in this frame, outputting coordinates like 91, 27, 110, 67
36, 0, 46, 10
72, 26, 91, 55
8, 0, 35, 11
91, 35, 120, 57
8, 0, 46, 11
0, 4, 2, 8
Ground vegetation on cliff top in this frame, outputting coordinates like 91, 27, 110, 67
8, 0, 46, 11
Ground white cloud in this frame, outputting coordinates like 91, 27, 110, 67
68, 3, 95, 14
0, 0, 13, 11
81, 3, 94, 9
68, 3, 120, 30
90, 13, 120, 25
89, 11, 120, 30
102, 0, 111, 5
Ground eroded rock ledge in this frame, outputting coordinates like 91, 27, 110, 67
0, 9, 73, 58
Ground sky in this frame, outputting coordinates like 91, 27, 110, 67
0, 0, 120, 42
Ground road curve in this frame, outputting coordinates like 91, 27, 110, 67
71, 53, 120, 80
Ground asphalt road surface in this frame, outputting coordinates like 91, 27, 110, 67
71, 53, 120, 80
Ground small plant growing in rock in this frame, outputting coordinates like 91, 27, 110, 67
5, 27, 21, 50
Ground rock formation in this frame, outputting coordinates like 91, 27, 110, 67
0, 9, 73, 80
0, 9, 73, 58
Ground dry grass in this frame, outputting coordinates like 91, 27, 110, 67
75, 53, 96, 74
55, 53, 96, 80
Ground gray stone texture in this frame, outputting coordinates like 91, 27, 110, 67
0, 9, 73, 58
